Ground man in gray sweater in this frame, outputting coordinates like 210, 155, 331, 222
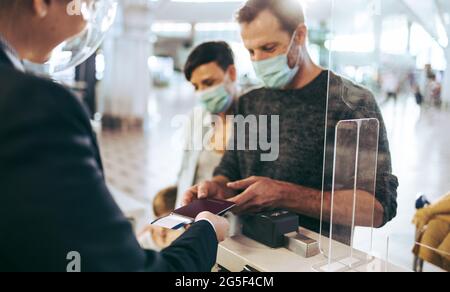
184, 0, 398, 235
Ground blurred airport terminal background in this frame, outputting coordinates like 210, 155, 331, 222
48, 0, 450, 271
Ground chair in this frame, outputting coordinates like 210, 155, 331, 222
413, 194, 430, 272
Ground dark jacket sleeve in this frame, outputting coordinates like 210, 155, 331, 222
0, 74, 217, 272
144, 221, 218, 272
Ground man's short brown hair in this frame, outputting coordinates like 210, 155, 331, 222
236, 0, 305, 35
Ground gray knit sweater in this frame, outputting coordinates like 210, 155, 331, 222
214, 71, 398, 232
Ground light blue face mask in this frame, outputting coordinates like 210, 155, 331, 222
252, 53, 299, 89
252, 32, 301, 89
197, 84, 234, 114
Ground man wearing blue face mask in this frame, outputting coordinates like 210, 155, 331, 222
250, 28, 302, 90
174, 42, 257, 208
184, 0, 399, 240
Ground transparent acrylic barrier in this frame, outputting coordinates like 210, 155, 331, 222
314, 0, 408, 272
315, 119, 380, 272
411, 241, 450, 272
382, 234, 450, 272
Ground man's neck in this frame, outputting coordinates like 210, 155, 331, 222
0, 25, 28, 71
287, 53, 323, 90
0, 25, 26, 60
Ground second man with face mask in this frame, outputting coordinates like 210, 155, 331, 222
184, 0, 399, 237
175, 41, 257, 208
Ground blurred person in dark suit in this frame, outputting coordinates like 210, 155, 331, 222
0, 0, 228, 272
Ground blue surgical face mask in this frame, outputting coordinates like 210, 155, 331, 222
252, 36, 300, 89
197, 83, 234, 114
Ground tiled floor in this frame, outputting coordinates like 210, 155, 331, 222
97, 79, 450, 271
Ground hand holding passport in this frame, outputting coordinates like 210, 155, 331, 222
151, 199, 236, 230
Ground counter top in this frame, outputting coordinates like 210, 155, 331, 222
218, 228, 409, 272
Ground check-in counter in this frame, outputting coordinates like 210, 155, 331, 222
218, 228, 408, 272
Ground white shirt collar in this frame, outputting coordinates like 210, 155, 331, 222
0, 34, 25, 72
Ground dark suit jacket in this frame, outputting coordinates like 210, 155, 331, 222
0, 48, 218, 272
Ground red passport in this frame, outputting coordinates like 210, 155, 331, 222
151, 199, 235, 230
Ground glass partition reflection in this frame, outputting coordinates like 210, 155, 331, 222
319, 0, 449, 272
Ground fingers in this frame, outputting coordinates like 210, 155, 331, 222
227, 176, 261, 190
182, 194, 192, 206
228, 188, 257, 215
228, 184, 273, 214
184, 181, 224, 205
198, 182, 210, 199
182, 186, 198, 206
228, 187, 254, 205
232, 199, 263, 215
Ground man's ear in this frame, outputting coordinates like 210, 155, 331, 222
32, 0, 50, 18
294, 24, 308, 47
227, 65, 237, 82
